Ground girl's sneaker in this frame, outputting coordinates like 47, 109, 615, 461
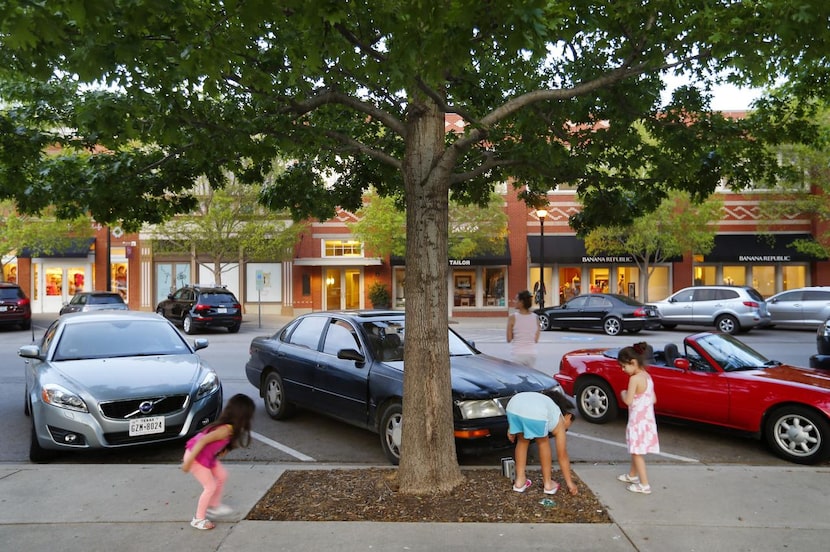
190, 517, 215, 530
627, 483, 652, 494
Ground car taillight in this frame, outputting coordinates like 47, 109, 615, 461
633, 307, 646, 318
18, 298, 30, 307
194, 304, 211, 313
743, 301, 759, 308
233, 303, 241, 310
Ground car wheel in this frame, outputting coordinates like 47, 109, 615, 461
715, 314, 740, 335
183, 315, 195, 334
29, 416, 56, 463
627, 328, 642, 334
661, 323, 677, 330
603, 317, 622, 336
378, 401, 403, 465
24, 388, 30, 416
228, 324, 241, 334
19, 319, 31, 331
764, 405, 830, 465
263, 371, 294, 420
538, 313, 551, 331
575, 378, 619, 424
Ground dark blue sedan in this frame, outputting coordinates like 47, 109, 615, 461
245, 310, 560, 464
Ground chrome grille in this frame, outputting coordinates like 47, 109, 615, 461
99, 394, 189, 419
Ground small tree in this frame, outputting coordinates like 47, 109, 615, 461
1, 200, 94, 279
151, 174, 304, 285
584, 191, 722, 301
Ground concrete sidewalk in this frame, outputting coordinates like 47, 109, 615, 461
1, 462, 828, 552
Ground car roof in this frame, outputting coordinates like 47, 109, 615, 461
300, 310, 404, 322
77, 291, 123, 297
60, 311, 165, 324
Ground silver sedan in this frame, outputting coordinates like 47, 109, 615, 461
20, 311, 223, 462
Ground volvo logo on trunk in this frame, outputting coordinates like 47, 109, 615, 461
139, 401, 155, 414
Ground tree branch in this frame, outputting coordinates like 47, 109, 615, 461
286, 90, 406, 136
322, 130, 402, 169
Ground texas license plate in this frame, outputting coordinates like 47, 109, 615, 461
216, 307, 227, 313
129, 416, 165, 436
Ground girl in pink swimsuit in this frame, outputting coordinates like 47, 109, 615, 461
182, 394, 255, 529
618, 342, 660, 494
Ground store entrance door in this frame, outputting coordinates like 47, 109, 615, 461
324, 268, 362, 310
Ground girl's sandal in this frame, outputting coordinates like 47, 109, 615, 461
190, 517, 216, 530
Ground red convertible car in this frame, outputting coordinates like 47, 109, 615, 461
554, 332, 830, 464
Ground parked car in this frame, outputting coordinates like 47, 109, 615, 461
0, 282, 32, 330
765, 286, 830, 329
652, 285, 771, 334
19, 311, 223, 462
244, 310, 561, 464
156, 284, 242, 334
535, 293, 661, 336
59, 291, 128, 315
554, 331, 830, 464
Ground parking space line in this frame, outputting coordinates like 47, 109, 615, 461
568, 431, 700, 463
252, 431, 316, 462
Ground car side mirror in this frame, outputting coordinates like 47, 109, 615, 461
674, 358, 690, 370
168, 294, 175, 300
193, 338, 209, 351
338, 348, 365, 363
18, 344, 43, 360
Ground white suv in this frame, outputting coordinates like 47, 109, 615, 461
653, 285, 771, 334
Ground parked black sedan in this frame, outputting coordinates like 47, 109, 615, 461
244, 310, 561, 464
536, 293, 661, 335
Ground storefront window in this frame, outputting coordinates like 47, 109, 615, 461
558, 267, 581, 303
33, 264, 39, 300
45, 267, 62, 296
3, 263, 17, 284
722, 266, 746, 286
588, 268, 610, 294
783, 265, 806, 290
751, 266, 775, 297
645, 267, 669, 301
112, 263, 128, 300
484, 268, 506, 306
69, 267, 85, 294
453, 271, 475, 307
156, 263, 191, 304
393, 267, 406, 308
693, 265, 717, 286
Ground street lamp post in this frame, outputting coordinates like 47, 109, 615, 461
536, 208, 548, 309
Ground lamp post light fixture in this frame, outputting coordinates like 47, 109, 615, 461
536, 208, 548, 309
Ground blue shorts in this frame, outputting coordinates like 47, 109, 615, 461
507, 412, 549, 439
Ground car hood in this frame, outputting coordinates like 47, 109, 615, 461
47, 355, 209, 400
749, 364, 830, 390
448, 353, 557, 399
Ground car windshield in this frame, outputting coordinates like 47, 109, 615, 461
89, 294, 125, 304
694, 333, 771, 371
200, 292, 237, 306
361, 320, 474, 362
53, 320, 191, 361
0, 288, 21, 300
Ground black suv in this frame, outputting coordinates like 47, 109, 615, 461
0, 282, 32, 330
156, 285, 242, 334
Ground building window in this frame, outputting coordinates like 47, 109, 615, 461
323, 240, 364, 257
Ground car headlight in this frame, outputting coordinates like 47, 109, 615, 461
456, 399, 506, 420
41, 384, 88, 413
820, 322, 830, 338
196, 371, 220, 400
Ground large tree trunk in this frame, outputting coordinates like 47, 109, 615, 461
398, 99, 465, 494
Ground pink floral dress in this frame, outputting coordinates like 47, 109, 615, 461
626, 374, 660, 455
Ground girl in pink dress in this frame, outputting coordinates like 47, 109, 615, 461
182, 394, 255, 529
617, 342, 659, 494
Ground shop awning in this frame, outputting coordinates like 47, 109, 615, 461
390, 240, 511, 266
704, 234, 817, 263
528, 235, 682, 264
18, 237, 96, 258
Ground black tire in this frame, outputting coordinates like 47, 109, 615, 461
20, 319, 31, 331
661, 323, 677, 330
538, 313, 551, 331
627, 328, 642, 334
716, 314, 740, 335
603, 317, 622, 336
24, 388, 30, 416
29, 416, 56, 463
228, 324, 241, 334
183, 314, 195, 334
378, 401, 403, 465
262, 371, 294, 420
575, 378, 619, 424
764, 405, 830, 465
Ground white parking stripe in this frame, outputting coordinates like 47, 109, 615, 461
251, 431, 316, 462
568, 431, 700, 463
